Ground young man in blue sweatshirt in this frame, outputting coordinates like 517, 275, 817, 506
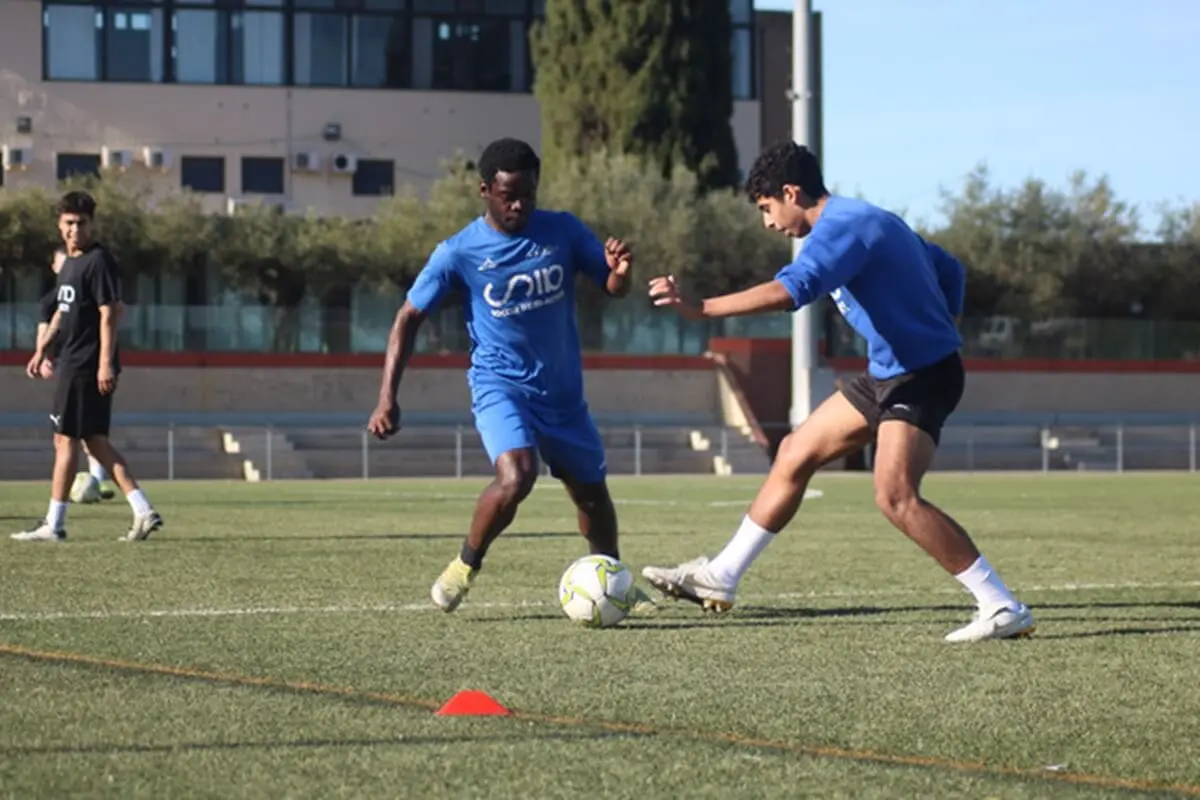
643, 141, 1035, 643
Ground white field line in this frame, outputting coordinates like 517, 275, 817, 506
325, 489, 823, 505
1, 580, 1196, 624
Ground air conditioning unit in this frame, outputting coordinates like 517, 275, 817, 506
142, 147, 171, 171
226, 196, 288, 216
101, 147, 134, 170
330, 153, 358, 174
291, 151, 322, 173
2, 145, 31, 171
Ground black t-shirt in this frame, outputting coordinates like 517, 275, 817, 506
53, 243, 122, 375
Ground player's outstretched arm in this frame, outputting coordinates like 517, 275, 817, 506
648, 276, 795, 321
369, 300, 427, 440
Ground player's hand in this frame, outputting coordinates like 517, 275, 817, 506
39, 359, 55, 380
604, 238, 632, 276
368, 402, 402, 440
26, 350, 46, 379
97, 362, 117, 395
648, 275, 705, 321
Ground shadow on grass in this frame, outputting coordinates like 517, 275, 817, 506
179, 531, 579, 543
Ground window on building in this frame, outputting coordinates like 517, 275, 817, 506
352, 159, 395, 196
181, 156, 226, 193
56, 153, 102, 181
44, 4, 102, 81
41, 1, 747, 96
105, 6, 164, 82
173, 7, 230, 84
231, 7, 286, 85
731, 0, 755, 99
241, 157, 285, 195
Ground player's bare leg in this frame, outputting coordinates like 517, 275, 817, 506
82, 435, 163, 541
643, 393, 871, 611
431, 448, 537, 612
561, 477, 618, 559
12, 434, 78, 541
872, 420, 1034, 642
71, 441, 116, 504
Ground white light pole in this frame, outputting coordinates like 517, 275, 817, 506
789, 0, 833, 426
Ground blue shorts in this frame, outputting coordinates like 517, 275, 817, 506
472, 390, 607, 484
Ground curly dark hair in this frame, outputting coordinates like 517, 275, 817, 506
743, 141, 827, 203
57, 190, 97, 219
478, 138, 541, 185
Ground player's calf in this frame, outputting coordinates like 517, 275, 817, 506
83, 435, 164, 541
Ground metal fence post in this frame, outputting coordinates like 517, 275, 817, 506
455, 425, 463, 479
1191, 424, 1197, 474
720, 427, 729, 463
1116, 424, 1124, 473
1040, 428, 1049, 474
361, 427, 369, 480
167, 422, 175, 481
266, 424, 274, 481
634, 425, 643, 477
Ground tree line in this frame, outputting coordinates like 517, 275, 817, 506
2, 158, 1198, 321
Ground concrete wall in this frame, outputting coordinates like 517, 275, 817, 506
0, 0, 762, 217
3, 361, 1199, 424
0, 365, 722, 422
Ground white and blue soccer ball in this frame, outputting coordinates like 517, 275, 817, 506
558, 554, 635, 628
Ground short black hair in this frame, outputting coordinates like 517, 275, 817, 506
744, 141, 827, 203
57, 190, 97, 219
477, 138, 540, 184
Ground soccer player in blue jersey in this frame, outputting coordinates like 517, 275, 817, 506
642, 141, 1035, 643
368, 138, 653, 614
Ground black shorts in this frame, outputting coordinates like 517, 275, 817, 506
842, 353, 964, 446
50, 371, 113, 440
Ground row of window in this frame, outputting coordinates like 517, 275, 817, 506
42, 1, 756, 98
29, 152, 397, 196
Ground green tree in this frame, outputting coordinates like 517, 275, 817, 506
532, 0, 740, 191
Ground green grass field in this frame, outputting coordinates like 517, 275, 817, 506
2, 474, 1198, 799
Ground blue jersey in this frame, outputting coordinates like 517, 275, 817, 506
774, 196, 965, 379
406, 210, 611, 407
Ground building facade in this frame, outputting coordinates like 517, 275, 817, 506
1, 0, 767, 218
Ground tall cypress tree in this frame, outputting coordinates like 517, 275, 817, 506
531, 0, 741, 191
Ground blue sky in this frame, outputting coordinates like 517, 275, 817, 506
753, 0, 1199, 234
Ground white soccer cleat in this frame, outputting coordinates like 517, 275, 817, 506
944, 604, 1037, 643
430, 556, 477, 612
122, 510, 164, 542
11, 521, 66, 542
70, 473, 103, 504
641, 556, 736, 613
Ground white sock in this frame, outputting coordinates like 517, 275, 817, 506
47, 499, 69, 531
126, 489, 153, 516
954, 556, 1020, 612
707, 516, 776, 585
88, 455, 108, 482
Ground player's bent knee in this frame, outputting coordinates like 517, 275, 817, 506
774, 430, 825, 482
494, 454, 538, 504
873, 478, 920, 522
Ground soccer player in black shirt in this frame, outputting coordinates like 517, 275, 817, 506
12, 191, 163, 542
36, 248, 117, 505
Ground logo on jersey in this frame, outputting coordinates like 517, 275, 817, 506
483, 265, 565, 318
830, 287, 851, 316
56, 284, 76, 313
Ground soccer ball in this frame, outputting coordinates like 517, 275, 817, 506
558, 554, 636, 628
